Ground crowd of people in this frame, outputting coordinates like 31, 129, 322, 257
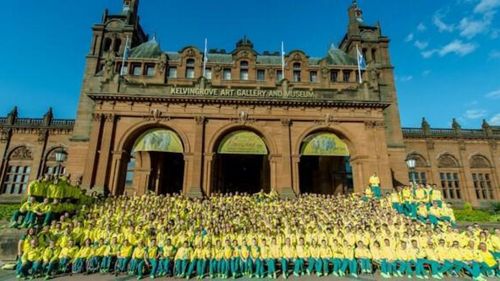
9, 175, 93, 229
11, 177, 499, 281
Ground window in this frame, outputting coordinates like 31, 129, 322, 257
114, 38, 122, 53
293, 63, 301, 82
371, 48, 377, 62
472, 173, 494, 200
309, 71, 318, 82
343, 71, 351, 82
409, 172, 427, 185
2, 166, 31, 194
330, 70, 338, 82
168, 67, 177, 78
185, 59, 195, 79
204, 68, 212, 80
440, 172, 461, 199
276, 70, 283, 81
257, 69, 265, 81
103, 38, 112, 52
240, 61, 249, 80
132, 64, 142, 76
223, 68, 232, 80
125, 157, 136, 186
145, 64, 155, 76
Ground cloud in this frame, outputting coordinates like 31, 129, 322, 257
400, 75, 414, 82
417, 22, 427, 32
420, 40, 477, 58
438, 40, 478, 56
414, 40, 429, 50
474, 0, 500, 14
485, 89, 500, 99
405, 33, 414, 42
433, 13, 455, 32
458, 11, 495, 38
489, 50, 500, 59
422, 70, 431, 76
464, 109, 487, 119
490, 113, 500, 125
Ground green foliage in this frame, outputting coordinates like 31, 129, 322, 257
454, 207, 498, 222
490, 202, 500, 213
0, 204, 19, 221
463, 202, 473, 211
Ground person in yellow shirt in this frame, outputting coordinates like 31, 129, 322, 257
17, 239, 43, 279
340, 239, 357, 278
239, 239, 250, 277
115, 239, 133, 275
354, 241, 372, 274
58, 239, 78, 273
478, 242, 498, 278
145, 238, 160, 278
266, 238, 279, 279
129, 240, 147, 279
379, 238, 395, 278
210, 239, 223, 278
159, 238, 176, 277
293, 238, 307, 276
174, 240, 192, 278
229, 239, 241, 278
42, 240, 60, 279
416, 203, 428, 223
186, 241, 202, 279
390, 190, 403, 214
424, 240, 442, 279
369, 173, 382, 199
248, 238, 262, 278
318, 239, 331, 277
363, 185, 373, 202
10, 196, 37, 228
306, 240, 320, 276
198, 241, 211, 279
440, 203, 456, 227
395, 240, 414, 278
428, 202, 441, 225
280, 238, 295, 279
99, 236, 116, 273
71, 238, 93, 274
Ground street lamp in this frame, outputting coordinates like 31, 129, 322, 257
54, 148, 67, 176
406, 157, 416, 187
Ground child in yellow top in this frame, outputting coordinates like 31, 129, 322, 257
281, 238, 296, 279
355, 241, 372, 274
72, 238, 93, 274
129, 240, 147, 278
159, 238, 176, 276
115, 239, 133, 274
293, 238, 307, 276
174, 240, 192, 278
17, 239, 43, 279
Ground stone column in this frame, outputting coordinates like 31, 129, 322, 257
202, 153, 214, 195
94, 114, 115, 193
291, 155, 301, 194
81, 114, 103, 189
277, 119, 295, 198
186, 116, 205, 197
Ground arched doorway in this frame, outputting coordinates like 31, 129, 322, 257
299, 132, 353, 195
130, 128, 185, 195
212, 130, 270, 194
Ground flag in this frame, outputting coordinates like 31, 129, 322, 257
203, 38, 208, 78
281, 41, 285, 80
356, 44, 366, 83
120, 36, 131, 76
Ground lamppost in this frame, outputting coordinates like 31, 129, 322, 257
406, 157, 416, 187
54, 149, 67, 177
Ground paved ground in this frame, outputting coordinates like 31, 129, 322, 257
0, 270, 496, 281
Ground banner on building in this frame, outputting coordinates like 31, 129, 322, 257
301, 132, 349, 156
133, 129, 183, 153
218, 130, 268, 155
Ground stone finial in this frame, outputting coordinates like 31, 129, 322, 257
452, 118, 461, 134
6, 106, 18, 125
421, 117, 430, 135
43, 107, 53, 126
482, 119, 492, 136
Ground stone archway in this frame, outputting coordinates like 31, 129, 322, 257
210, 129, 271, 195
298, 131, 353, 195
116, 127, 187, 195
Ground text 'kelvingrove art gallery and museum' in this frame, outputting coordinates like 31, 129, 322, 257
0, 0, 499, 280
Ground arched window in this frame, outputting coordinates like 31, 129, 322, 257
437, 153, 461, 200
114, 38, 122, 53
293, 63, 301, 82
2, 146, 32, 194
470, 155, 494, 200
407, 153, 428, 185
103, 37, 112, 52
240, 61, 249, 80
185, 59, 195, 79
44, 148, 67, 177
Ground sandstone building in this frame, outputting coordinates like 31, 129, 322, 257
1, 0, 498, 207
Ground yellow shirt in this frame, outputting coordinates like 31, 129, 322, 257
118, 245, 133, 258
354, 247, 371, 259
22, 247, 42, 263
59, 246, 79, 259
319, 246, 331, 259
479, 250, 497, 267
260, 245, 270, 259
369, 176, 380, 186
175, 246, 191, 260
162, 245, 175, 258
132, 246, 146, 259
282, 245, 296, 259
76, 246, 93, 259
295, 245, 307, 259
42, 247, 60, 263
270, 245, 281, 259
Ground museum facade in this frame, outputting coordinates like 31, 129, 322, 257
0, 0, 498, 206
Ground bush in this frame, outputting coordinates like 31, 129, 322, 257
454, 207, 497, 222
0, 204, 19, 221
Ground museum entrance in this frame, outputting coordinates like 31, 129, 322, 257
127, 128, 185, 195
299, 132, 353, 195
212, 130, 270, 194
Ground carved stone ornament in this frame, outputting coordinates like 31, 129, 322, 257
10, 146, 33, 160
470, 155, 490, 169
103, 51, 116, 81
186, 48, 195, 57
280, 118, 291, 127
0, 128, 10, 143
194, 116, 206, 125
437, 154, 459, 168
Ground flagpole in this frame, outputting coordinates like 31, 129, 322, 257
120, 36, 130, 76
281, 41, 285, 80
356, 44, 363, 84
203, 38, 208, 78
